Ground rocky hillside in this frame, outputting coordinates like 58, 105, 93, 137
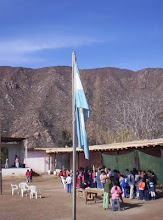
0, 66, 163, 148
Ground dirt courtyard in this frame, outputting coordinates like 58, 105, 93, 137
0, 175, 163, 220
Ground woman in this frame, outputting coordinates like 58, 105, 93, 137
103, 177, 112, 210
15, 156, 19, 168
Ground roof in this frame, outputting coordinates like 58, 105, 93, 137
35, 138, 163, 153
1, 137, 25, 143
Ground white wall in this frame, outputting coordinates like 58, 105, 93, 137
26, 150, 49, 174
2, 168, 28, 177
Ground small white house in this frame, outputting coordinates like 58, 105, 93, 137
1, 137, 67, 175
1, 137, 25, 168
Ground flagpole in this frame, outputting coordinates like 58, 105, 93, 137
72, 51, 76, 220
0, 115, 2, 195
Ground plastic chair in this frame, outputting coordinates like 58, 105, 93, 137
60, 176, 66, 189
29, 185, 41, 199
11, 184, 19, 195
19, 182, 29, 197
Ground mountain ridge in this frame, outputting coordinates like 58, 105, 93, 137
0, 66, 162, 148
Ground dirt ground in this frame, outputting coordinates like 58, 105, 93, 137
0, 175, 163, 220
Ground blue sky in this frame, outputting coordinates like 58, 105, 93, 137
0, 0, 163, 70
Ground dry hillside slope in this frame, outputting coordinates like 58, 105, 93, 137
0, 66, 162, 148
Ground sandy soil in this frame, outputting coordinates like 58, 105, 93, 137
0, 175, 163, 220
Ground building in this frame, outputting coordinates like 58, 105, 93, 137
36, 138, 163, 174
1, 137, 163, 178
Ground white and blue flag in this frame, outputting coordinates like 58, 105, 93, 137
74, 60, 90, 160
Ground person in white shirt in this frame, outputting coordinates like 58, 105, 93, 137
66, 174, 72, 193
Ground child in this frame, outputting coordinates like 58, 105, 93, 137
144, 178, 150, 201
63, 170, 66, 177
92, 170, 97, 188
149, 177, 156, 200
59, 170, 63, 177
26, 170, 30, 183
111, 184, 121, 211
66, 174, 72, 193
107, 168, 112, 179
121, 176, 128, 198
138, 178, 145, 200
100, 171, 107, 188
29, 169, 33, 182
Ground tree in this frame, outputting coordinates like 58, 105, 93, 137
113, 94, 163, 140
57, 130, 72, 148
94, 94, 163, 144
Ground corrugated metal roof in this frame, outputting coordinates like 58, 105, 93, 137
35, 138, 163, 153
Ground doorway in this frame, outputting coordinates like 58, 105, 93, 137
1, 147, 8, 168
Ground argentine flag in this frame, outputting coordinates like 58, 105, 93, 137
74, 61, 90, 160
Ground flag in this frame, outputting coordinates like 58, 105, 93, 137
74, 59, 90, 160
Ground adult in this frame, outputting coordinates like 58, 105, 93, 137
103, 177, 112, 210
112, 170, 120, 186
128, 171, 135, 199
135, 170, 141, 198
96, 167, 102, 189
76, 171, 81, 188
15, 156, 19, 168
151, 171, 158, 192
143, 171, 150, 200
84, 169, 89, 184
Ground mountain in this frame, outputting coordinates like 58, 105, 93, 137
0, 66, 163, 148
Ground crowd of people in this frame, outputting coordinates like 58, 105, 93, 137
59, 166, 158, 211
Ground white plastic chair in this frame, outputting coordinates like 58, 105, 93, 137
60, 176, 66, 189
19, 182, 29, 197
11, 184, 19, 195
29, 185, 41, 199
